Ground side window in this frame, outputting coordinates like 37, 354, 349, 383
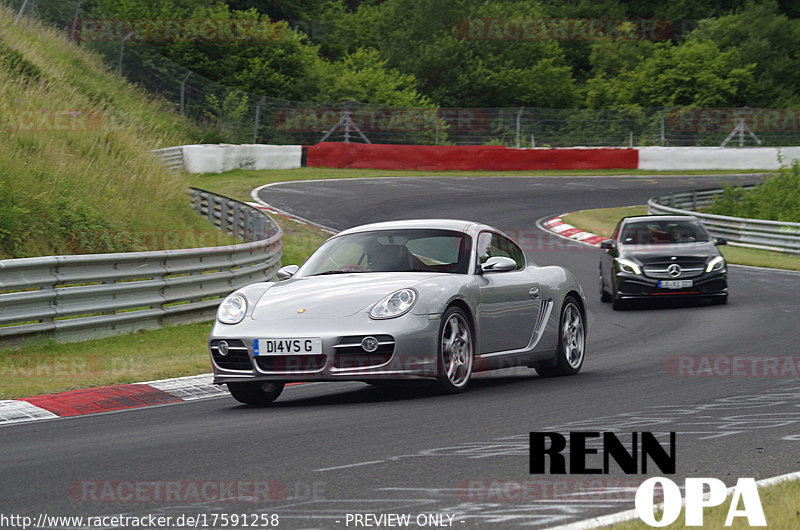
477, 232, 525, 270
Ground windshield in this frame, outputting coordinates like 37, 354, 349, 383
621, 220, 710, 245
300, 229, 472, 276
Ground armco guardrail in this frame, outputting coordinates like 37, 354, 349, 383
0, 189, 281, 346
648, 187, 800, 254
152, 146, 185, 172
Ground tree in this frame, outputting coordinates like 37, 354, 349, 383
585, 40, 756, 108
154, 4, 328, 100
319, 48, 430, 106
339, 0, 579, 107
694, 0, 800, 106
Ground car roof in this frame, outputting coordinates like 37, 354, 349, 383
336, 219, 491, 237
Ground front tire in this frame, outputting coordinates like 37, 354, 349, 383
537, 297, 585, 377
600, 269, 611, 303
227, 381, 285, 405
436, 307, 474, 393
711, 295, 728, 305
611, 294, 626, 310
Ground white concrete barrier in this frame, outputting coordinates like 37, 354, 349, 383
180, 144, 302, 173
638, 146, 800, 170
163, 143, 800, 173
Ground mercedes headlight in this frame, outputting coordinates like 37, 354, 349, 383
370, 289, 417, 319
218, 294, 247, 324
615, 258, 642, 275
706, 256, 726, 273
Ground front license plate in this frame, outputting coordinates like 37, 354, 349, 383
658, 280, 693, 289
254, 338, 322, 355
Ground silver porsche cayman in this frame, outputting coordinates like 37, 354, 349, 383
210, 219, 587, 405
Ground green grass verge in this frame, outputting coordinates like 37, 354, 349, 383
605, 477, 800, 529
273, 214, 330, 266
0, 322, 212, 399
563, 206, 800, 271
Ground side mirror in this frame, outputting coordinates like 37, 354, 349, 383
715, 237, 727, 246
481, 256, 517, 273
600, 239, 616, 250
277, 264, 299, 280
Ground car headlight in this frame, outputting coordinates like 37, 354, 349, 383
218, 294, 247, 324
615, 258, 642, 275
370, 289, 417, 319
706, 256, 726, 272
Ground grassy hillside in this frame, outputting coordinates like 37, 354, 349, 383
0, 5, 218, 259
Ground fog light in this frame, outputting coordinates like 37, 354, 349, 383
361, 336, 379, 353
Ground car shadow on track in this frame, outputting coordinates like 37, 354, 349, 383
224, 372, 595, 409
611, 296, 727, 311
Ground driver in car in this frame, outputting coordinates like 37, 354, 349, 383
367, 243, 413, 272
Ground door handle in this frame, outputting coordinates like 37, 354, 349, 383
529, 286, 540, 299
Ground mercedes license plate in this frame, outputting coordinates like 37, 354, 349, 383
658, 280, 693, 289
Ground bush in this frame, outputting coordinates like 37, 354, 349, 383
706, 161, 800, 222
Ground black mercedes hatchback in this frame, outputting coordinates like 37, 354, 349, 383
599, 215, 728, 309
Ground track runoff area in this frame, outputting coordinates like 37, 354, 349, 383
2, 171, 799, 530
252, 173, 799, 529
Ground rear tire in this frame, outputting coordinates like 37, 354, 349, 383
436, 307, 474, 394
227, 381, 285, 405
537, 297, 585, 377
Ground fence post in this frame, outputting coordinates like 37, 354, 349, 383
180, 72, 193, 116
69, 0, 85, 42
253, 96, 265, 144
13, 0, 29, 24
117, 31, 134, 76
516, 107, 524, 148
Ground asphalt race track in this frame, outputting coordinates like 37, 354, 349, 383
3, 174, 800, 529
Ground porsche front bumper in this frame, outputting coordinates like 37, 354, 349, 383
209, 312, 442, 384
